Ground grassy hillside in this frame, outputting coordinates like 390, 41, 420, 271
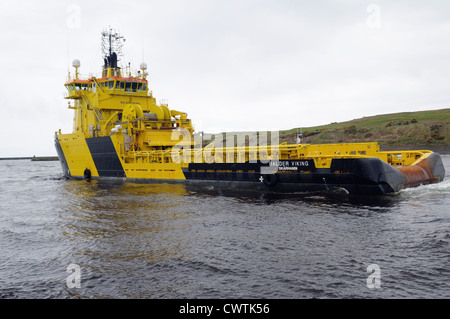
279, 108, 450, 151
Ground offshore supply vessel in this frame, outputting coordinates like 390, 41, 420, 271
55, 29, 445, 195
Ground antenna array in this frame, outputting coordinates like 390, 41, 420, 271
101, 27, 126, 59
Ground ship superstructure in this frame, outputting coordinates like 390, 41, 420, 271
55, 29, 445, 195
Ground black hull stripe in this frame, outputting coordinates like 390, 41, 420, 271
183, 158, 407, 194
85, 136, 125, 177
182, 171, 393, 194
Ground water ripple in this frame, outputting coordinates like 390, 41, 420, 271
0, 157, 449, 298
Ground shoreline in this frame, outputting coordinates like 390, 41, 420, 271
0, 156, 59, 161
0, 157, 32, 160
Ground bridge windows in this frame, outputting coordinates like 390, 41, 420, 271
115, 80, 147, 92
66, 80, 147, 93
115, 81, 126, 90
65, 82, 90, 91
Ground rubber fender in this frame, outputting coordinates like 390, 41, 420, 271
84, 168, 91, 180
263, 174, 278, 187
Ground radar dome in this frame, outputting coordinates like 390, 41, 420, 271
72, 59, 81, 68
140, 62, 147, 70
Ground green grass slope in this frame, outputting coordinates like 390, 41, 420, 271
279, 108, 450, 152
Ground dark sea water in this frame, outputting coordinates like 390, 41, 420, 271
0, 156, 449, 299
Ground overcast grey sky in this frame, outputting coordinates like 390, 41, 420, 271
1, 0, 450, 156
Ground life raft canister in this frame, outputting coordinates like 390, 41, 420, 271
84, 168, 91, 180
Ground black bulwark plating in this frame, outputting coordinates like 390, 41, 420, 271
85, 136, 125, 177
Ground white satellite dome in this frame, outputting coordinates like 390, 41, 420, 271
72, 59, 81, 68
140, 62, 147, 70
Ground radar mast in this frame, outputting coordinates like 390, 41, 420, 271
101, 27, 125, 72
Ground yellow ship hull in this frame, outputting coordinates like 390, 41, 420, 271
55, 133, 445, 195
55, 133, 186, 181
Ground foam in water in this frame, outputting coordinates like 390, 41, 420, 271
399, 177, 450, 196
